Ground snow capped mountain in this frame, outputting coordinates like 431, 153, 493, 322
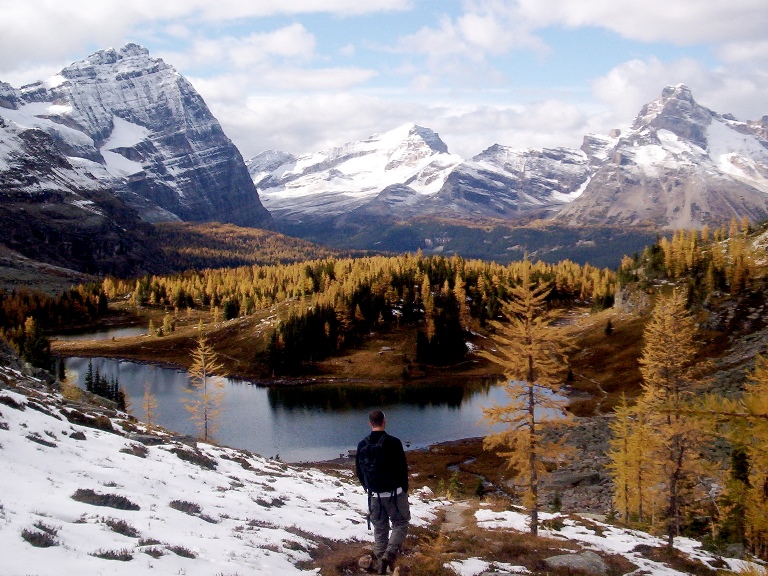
251, 124, 591, 224
557, 84, 768, 229
252, 85, 768, 231
251, 123, 464, 223
0, 44, 272, 229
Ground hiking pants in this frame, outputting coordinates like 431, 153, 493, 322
370, 490, 410, 560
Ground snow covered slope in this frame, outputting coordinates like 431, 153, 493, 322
558, 85, 768, 229
0, 44, 272, 229
0, 363, 436, 575
0, 339, 757, 575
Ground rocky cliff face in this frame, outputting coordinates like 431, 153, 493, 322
0, 44, 273, 275
1, 44, 273, 229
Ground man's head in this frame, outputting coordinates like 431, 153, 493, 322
369, 409, 386, 430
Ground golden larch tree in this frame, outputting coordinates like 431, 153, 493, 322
742, 355, 768, 557
638, 288, 710, 547
480, 261, 574, 536
608, 393, 663, 524
182, 333, 226, 442
142, 381, 159, 430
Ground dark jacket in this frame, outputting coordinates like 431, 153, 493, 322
356, 430, 409, 494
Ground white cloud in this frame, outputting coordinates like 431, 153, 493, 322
162, 25, 317, 70
0, 0, 410, 74
716, 40, 768, 67
201, 85, 593, 161
395, 3, 547, 64
516, 0, 768, 44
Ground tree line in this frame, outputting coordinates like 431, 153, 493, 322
102, 253, 615, 374
0, 285, 108, 370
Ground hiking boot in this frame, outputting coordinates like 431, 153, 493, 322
358, 554, 375, 572
377, 558, 389, 574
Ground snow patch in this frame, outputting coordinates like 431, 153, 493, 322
103, 116, 150, 150
43, 74, 67, 89
99, 116, 150, 177
707, 120, 768, 193
101, 150, 144, 177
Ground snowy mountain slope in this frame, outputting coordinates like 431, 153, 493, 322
0, 44, 272, 229
557, 84, 768, 229
0, 367, 437, 575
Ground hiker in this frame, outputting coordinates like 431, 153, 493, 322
356, 409, 410, 575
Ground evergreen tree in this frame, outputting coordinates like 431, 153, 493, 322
480, 261, 574, 535
608, 393, 662, 524
84, 360, 94, 393
182, 333, 225, 442
742, 355, 768, 557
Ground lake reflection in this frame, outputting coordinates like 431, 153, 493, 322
65, 357, 504, 462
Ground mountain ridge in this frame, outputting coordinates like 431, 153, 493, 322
252, 84, 768, 232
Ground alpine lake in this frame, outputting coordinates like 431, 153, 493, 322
59, 327, 513, 462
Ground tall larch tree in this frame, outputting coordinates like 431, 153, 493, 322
480, 261, 574, 536
638, 288, 709, 547
182, 331, 226, 442
741, 354, 768, 557
142, 381, 159, 430
608, 393, 663, 524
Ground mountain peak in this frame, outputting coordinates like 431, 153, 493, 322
633, 84, 715, 149
379, 123, 448, 154
61, 43, 163, 81
410, 124, 449, 154
660, 83, 694, 102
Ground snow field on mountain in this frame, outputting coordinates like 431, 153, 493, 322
707, 120, 768, 192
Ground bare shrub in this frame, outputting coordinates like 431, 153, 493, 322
169, 500, 202, 515
71, 488, 140, 511
62, 409, 115, 432
143, 547, 165, 558
104, 517, 139, 538
120, 443, 148, 458
168, 545, 196, 558
25, 433, 57, 448
0, 395, 25, 410
91, 548, 133, 561
170, 446, 217, 470
21, 523, 58, 548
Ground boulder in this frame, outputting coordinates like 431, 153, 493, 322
543, 550, 609, 576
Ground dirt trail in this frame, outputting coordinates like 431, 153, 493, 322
439, 500, 473, 532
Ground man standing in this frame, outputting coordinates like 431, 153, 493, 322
356, 409, 410, 574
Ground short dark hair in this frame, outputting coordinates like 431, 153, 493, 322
369, 409, 385, 427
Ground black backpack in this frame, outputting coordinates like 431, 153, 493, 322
358, 433, 387, 493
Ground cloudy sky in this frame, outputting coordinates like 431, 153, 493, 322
1, 0, 767, 160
